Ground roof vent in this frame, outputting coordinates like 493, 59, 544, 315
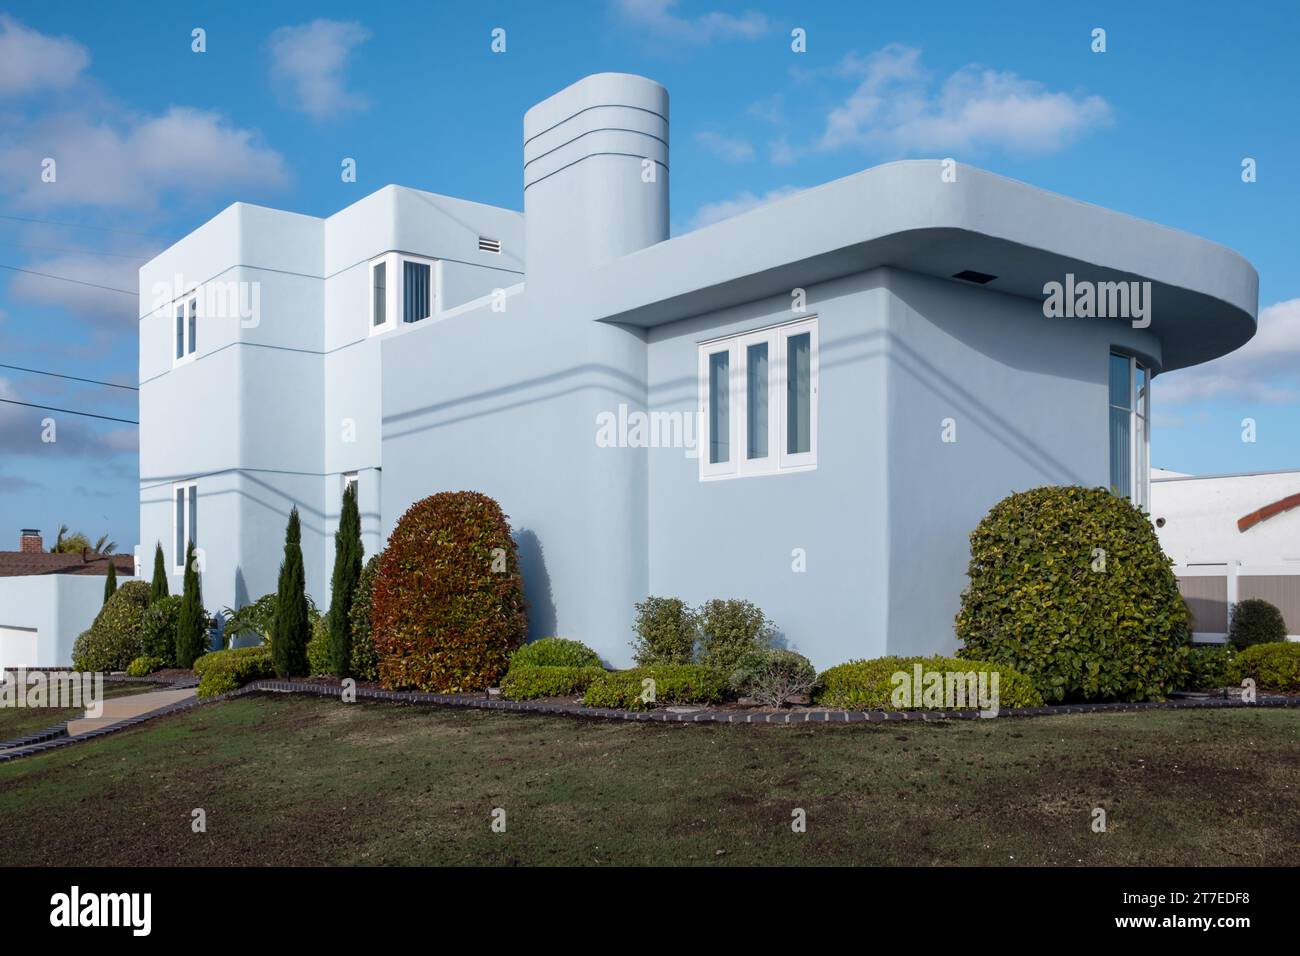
478, 237, 502, 254
952, 269, 997, 285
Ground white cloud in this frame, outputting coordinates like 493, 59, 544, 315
269, 19, 371, 120
695, 130, 755, 163
0, 107, 289, 208
1156, 298, 1300, 405
687, 185, 804, 231
0, 15, 89, 95
614, 0, 769, 43
818, 44, 1111, 156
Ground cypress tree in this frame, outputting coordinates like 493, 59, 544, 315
175, 539, 207, 668
271, 507, 310, 678
327, 483, 364, 677
102, 560, 117, 604
150, 540, 169, 602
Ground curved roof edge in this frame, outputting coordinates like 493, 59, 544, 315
591, 160, 1258, 373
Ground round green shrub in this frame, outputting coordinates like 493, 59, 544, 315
194, 646, 275, 698
372, 492, 527, 693
955, 485, 1190, 702
349, 555, 380, 681
631, 596, 697, 665
511, 636, 602, 669
697, 598, 775, 674
730, 648, 816, 707
71, 580, 152, 672
140, 595, 182, 666
1228, 641, 1300, 693
813, 656, 1044, 710
1228, 598, 1288, 649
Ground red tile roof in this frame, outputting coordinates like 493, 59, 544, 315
0, 551, 135, 578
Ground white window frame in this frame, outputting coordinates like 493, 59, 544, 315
369, 252, 439, 335
171, 290, 199, 366
1109, 351, 1151, 512
698, 316, 818, 481
172, 481, 198, 574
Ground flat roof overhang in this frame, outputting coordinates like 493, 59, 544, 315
589, 160, 1258, 374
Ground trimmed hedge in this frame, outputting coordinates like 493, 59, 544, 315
71, 580, 151, 672
511, 637, 602, 669
730, 648, 816, 707
372, 492, 527, 693
1228, 598, 1288, 649
1183, 644, 1237, 690
500, 665, 607, 700
956, 485, 1191, 702
1228, 641, 1300, 693
126, 655, 168, 678
194, 646, 275, 698
583, 664, 728, 710
813, 656, 1044, 711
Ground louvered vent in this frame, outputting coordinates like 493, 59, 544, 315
478, 236, 502, 254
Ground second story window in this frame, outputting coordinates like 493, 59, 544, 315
370, 252, 437, 335
173, 293, 198, 364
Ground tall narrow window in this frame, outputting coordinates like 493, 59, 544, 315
786, 331, 811, 455
173, 481, 197, 572
403, 260, 431, 323
746, 342, 768, 460
709, 350, 730, 465
372, 261, 386, 327
1108, 351, 1151, 509
699, 317, 817, 480
175, 305, 185, 360
187, 297, 197, 355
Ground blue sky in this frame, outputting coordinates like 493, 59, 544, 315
1, 0, 1297, 556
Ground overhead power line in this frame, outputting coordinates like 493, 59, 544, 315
0, 240, 150, 261
0, 397, 137, 425
0, 263, 136, 296
0, 213, 163, 239
0, 363, 138, 391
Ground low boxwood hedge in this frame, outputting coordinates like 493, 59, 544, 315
813, 656, 1044, 711
1228, 641, 1300, 693
500, 664, 606, 700
510, 637, 602, 669
126, 655, 168, 678
194, 646, 275, 698
1228, 598, 1288, 649
583, 664, 728, 710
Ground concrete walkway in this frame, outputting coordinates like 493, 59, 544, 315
67, 688, 197, 736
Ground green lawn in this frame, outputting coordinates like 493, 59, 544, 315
0, 681, 161, 741
0, 694, 1296, 866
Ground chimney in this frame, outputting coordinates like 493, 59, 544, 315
523, 73, 669, 288
19, 529, 42, 553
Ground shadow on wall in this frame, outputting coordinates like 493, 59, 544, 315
515, 528, 556, 642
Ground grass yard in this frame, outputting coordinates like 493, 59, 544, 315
0, 681, 162, 741
0, 693, 1297, 866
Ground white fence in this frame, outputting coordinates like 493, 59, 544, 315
1174, 562, 1300, 643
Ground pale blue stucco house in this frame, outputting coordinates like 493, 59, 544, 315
135, 73, 1258, 670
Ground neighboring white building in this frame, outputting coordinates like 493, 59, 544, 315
1152, 469, 1300, 640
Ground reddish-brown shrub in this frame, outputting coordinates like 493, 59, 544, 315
372, 491, 527, 692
